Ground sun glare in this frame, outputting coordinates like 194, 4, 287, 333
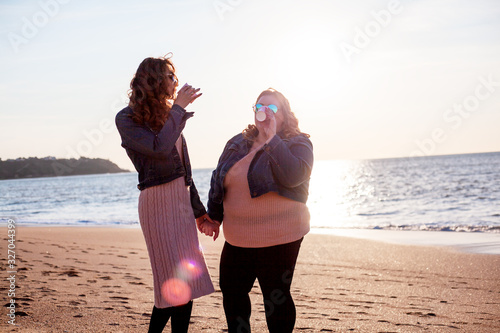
263, 22, 348, 125
308, 160, 370, 229
269, 24, 343, 97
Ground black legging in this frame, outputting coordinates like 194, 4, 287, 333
148, 301, 193, 333
220, 238, 303, 333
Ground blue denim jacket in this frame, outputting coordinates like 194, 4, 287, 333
115, 104, 206, 218
207, 132, 313, 223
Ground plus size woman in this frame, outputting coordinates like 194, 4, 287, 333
204, 88, 314, 333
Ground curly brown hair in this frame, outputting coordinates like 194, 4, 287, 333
243, 88, 309, 140
128, 55, 178, 131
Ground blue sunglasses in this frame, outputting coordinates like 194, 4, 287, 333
253, 104, 278, 113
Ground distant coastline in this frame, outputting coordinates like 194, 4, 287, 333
0, 157, 129, 180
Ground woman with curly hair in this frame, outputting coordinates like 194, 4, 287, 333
204, 88, 313, 333
115, 55, 217, 333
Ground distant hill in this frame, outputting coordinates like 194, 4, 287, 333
0, 157, 129, 180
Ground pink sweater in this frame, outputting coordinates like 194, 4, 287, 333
222, 148, 310, 248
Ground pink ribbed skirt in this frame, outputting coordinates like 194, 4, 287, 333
138, 177, 214, 308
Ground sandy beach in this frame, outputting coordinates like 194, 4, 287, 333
1, 227, 499, 332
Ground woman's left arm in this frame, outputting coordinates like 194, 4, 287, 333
189, 179, 207, 219
262, 134, 313, 188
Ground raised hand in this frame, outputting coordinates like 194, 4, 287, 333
261, 107, 277, 142
256, 106, 277, 143
174, 83, 202, 109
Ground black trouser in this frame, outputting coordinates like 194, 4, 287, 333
220, 238, 303, 333
148, 301, 193, 333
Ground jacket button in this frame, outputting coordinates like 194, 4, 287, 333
252, 192, 257, 196
264, 146, 271, 152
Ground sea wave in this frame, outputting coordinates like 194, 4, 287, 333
2, 218, 499, 233
369, 224, 500, 233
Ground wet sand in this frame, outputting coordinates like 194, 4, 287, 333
1, 227, 499, 332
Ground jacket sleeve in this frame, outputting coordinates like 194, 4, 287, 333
262, 134, 313, 188
207, 168, 224, 223
115, 104, 193, 158
207, 137, 238, 223
189, 179, 207, 219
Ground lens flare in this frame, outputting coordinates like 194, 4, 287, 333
161, 278, 191, 306
177, 259, 202, 281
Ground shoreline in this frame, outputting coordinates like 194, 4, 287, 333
4, 221, 500, 255
311, 228, 500, 255
1, 227, 499, 332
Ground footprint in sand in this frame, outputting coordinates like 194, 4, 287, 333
124, 274, 140, 279
406, 311, 436, 318
59, 269, 80, 277
356, 311, 371, 315
17, 297, 34, 303
37, 287, 57, 294
129, 281, 146, 285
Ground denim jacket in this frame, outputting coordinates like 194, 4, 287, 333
115, 104, 206, 219
207, 132, 313, 223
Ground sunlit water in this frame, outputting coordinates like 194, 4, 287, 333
1, 152, 499, 233
308, 152, 500, 232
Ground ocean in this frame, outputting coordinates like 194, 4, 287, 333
1, 152, 500, 233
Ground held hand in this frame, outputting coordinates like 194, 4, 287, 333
195, 214, 220, 241
202, 221, 220, 241
174, 83, 202, 109
195, 214, 212, 232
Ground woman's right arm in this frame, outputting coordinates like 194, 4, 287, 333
115, 104, 193, 158
207, 168, 224, 223
207, 136, 240, 223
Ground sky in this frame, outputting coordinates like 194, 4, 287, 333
1, 0, 499, 170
